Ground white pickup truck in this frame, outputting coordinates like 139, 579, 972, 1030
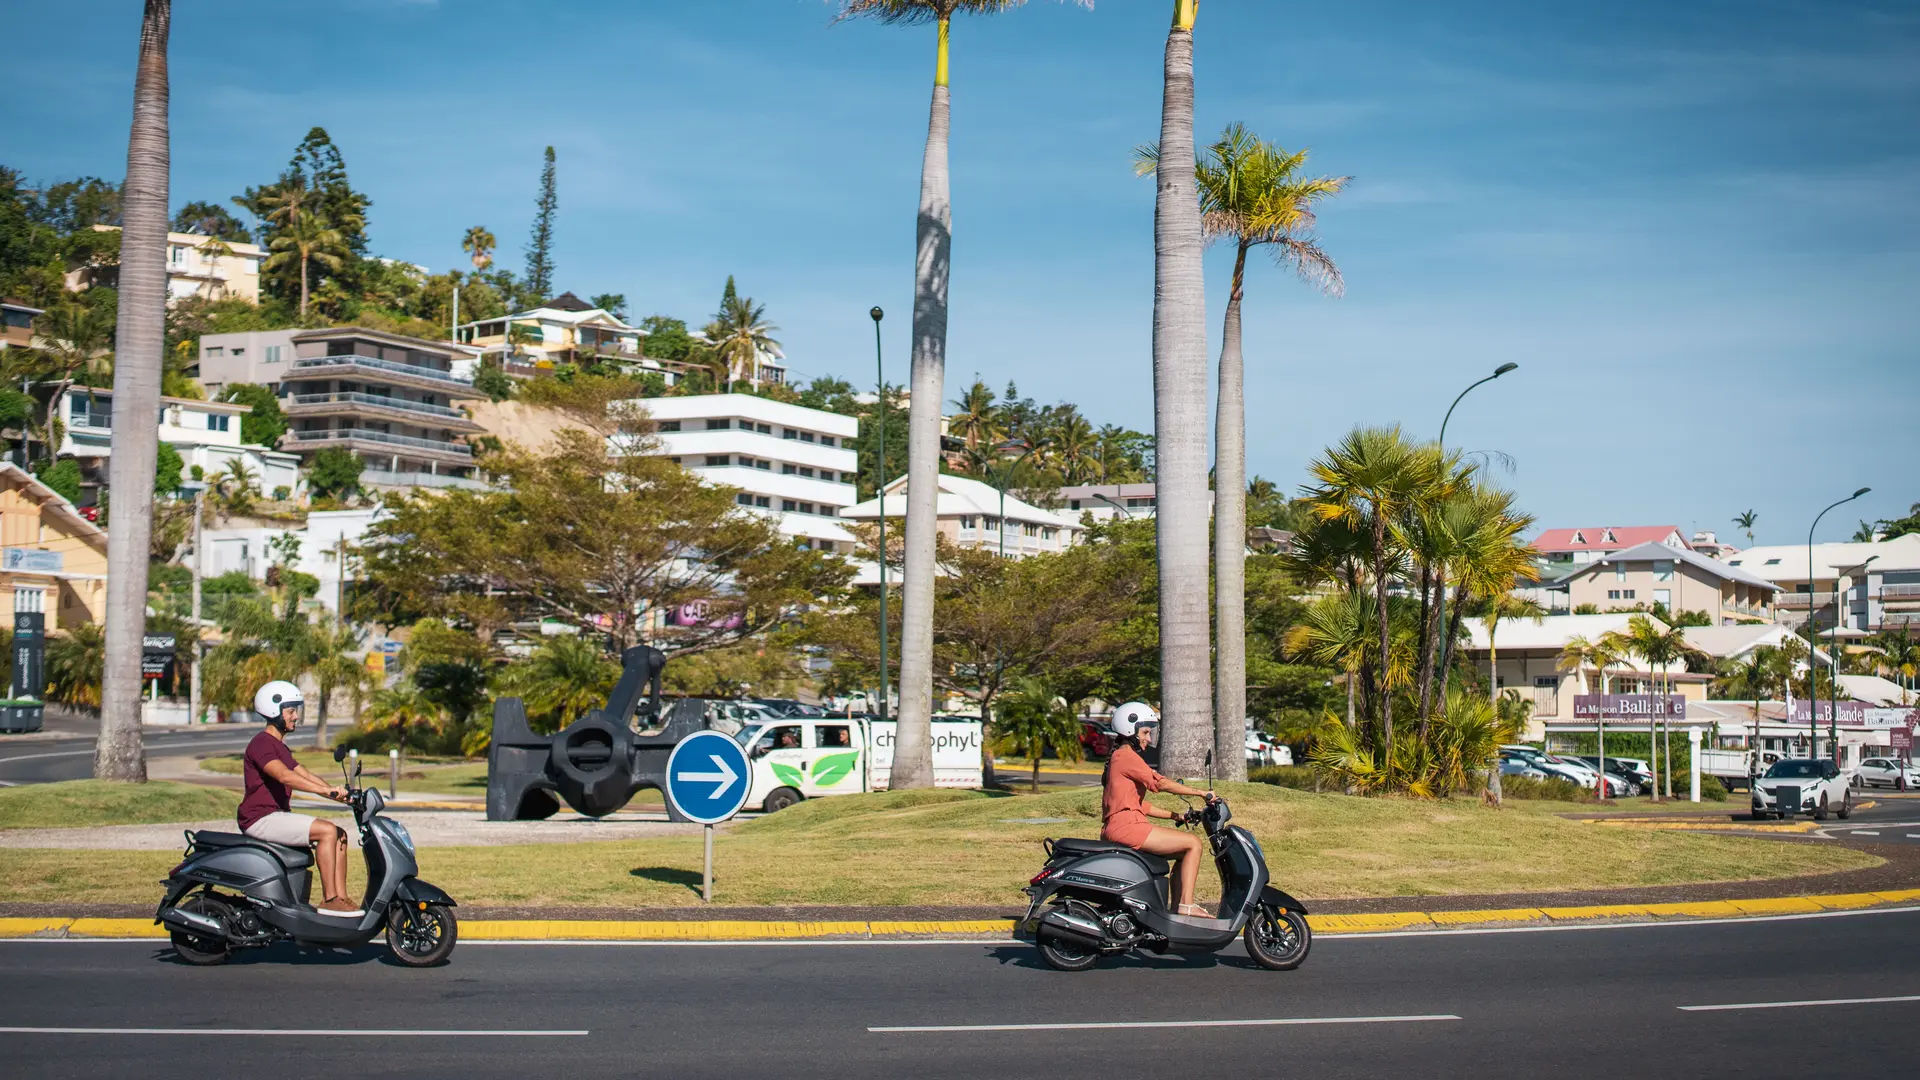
1750, 758, 1854, 821
1696, 748, 1783, 792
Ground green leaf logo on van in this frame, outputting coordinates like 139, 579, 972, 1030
770, 763, 805, 789
810, 752, 859, 787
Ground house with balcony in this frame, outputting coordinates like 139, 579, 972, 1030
53, 386, 299, 507
195, 329, 302, 398
457, 293, 698, 384
1060, 482, 1164, 523
612, 393, 859, 553
841, 473, 1081, 567
280, 327, 487, 491
2, 299, 40, 350
1533, 525, 1690, 567
64, 226, 266, 304
1724, 534, 1920, 632
1542, 540, 1779, 625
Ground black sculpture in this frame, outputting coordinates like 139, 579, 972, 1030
486, 644, 708, 821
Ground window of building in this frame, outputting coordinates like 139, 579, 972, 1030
205, 346, 224, 358
1764, 558, 1781, 566
755, 459, 771, 471
1534, 676, 1560, 716
1024, 523, 1039, 537
1728, 559, 1743, 566
1608, 589, 1621, 600
1653, 560, 1674, 582
820, 436, 835, 447
985, 517, 999, 532
1615, 563, 1627, 581
1571, 531, 1586, 545
264, 345, 282, 363
207, 414, 230, 432
799, 502, 815, 515
821, 471, 836, 482
230, 347, 245, 358
1622, 589, 1636, 600
783, 428, 798, 440
1069, 500, 1082, 510
1043, 528, 1056, 540
1602, 529, 1617, 544
169, 245, 185, 265
1653, 589, 1670, 606
799, 467, 815, 478
800, 431, 816, 443
782, 499, 797, 512
669, 457, 681, 464
704, 455, 730, 467
737, 494, 754, 506
754, 496, 770, 508
658, 420, 681, 431
783, 464, 798, 475
960, 516, 976, 530
705, 418, 731, 430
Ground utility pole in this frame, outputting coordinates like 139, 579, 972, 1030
337, 533, 347, 617
188, 487, 204, 725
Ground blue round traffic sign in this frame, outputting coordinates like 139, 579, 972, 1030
665, 730, 751, 825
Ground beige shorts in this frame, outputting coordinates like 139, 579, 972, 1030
244, 811, 331, 848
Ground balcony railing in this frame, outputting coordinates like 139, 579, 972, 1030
290, 427, 473, 458
361, 468, 488, 490
1880, 584, 1920, 601
288, 392, 469, 421
292, 353, 471, 385
1772, 594, 1835, 610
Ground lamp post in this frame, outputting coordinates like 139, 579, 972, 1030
993, 439, 1046, 557
1092, 492, 1133, 520
870, 307, 889, 724
1807, 487, 1870, 758
1433, 363, 1519, 691
180, 480, 208, 726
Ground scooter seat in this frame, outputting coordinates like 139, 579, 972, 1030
1050, 838, 1172, 876
189, 830, 315, 870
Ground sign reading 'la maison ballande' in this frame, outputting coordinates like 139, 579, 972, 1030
1572, 694, 1686, 719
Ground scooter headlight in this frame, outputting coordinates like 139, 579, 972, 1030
382, 818, 415, 856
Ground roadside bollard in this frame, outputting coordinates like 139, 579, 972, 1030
389, 748, 399, 799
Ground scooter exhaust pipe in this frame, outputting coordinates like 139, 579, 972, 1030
160, 906, 228, 940
1039, 909, 1108, 950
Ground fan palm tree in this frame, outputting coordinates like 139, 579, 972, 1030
705, 293, 783, 389
47, 623, 109, 713
499, 635, 620, 731
1733, 509, 1758, 546
832, 0, 1093, 788
1284, 589, 1383, 730
462, 225, 496, 271
1305, 427, 1445, 752
195, 235, 236, 299
267, 210, 346, 319
95, 0, 170, 782
1439, 485, 1539, 713
1609, 614, 1701, 798
1136, 123, 1345, 779
308, 618, 370, 749
1482, 593, 1547, 701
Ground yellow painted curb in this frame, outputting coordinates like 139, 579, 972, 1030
67, 918, 165, 938
0, 917, 73, 936
1303, 912, 1434, 933
1428, 907, 1546, 926
1581, 819, 1820, 833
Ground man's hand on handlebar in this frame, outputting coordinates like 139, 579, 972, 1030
326, 786, 349, 803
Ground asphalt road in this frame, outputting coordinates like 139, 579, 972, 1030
0, 722, 299, 785
1822, 792, 1920, 847
1, 907, 1915, 1078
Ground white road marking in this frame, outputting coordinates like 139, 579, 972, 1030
0, 1027, 587, 1037
1680, 994, 1920, 1012
869, 1015, 1459, 1033
0, 749, 97, 765
1851, 830, 1881, 835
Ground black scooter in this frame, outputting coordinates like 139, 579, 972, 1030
1016, 793, 1312, 971
155, 745, 458, 966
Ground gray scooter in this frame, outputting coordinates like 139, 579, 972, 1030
1016, 793, 1311, 971
154, 745, 457, 966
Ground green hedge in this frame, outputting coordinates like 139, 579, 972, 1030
1499, 775, 1587, 802
1249, 766, 1319, 791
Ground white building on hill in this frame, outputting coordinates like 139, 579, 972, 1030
613, 393, 859, 554
841, 472, 1082, 561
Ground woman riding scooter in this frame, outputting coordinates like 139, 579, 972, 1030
1102, 702, 1218, 918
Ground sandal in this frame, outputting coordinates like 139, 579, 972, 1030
1178, 903, 1211, 918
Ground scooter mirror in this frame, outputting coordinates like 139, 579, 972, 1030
333, 745, 349, 763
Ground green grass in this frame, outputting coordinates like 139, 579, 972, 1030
0, 780, 239, 830
0, 783, 1876, 909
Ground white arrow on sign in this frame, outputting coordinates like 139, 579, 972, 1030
677, 754, 738, 799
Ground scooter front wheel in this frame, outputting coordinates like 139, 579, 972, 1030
387, 902, 458, 966
1244, 905, 1311, 971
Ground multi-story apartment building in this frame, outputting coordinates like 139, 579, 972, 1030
1727, 534, 1920, 632
65, 226, 267, 304
1059, 482, 1164, 523
195, 329, 301, 398
614, 393, 859, 553
1544, 540, 1779, 625
457, 293, 699, 384
279, 327, 488, 491
53, 386, 299, 506
842, 473, 1081, 560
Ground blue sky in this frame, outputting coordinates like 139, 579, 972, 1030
7, 0, 1916, 546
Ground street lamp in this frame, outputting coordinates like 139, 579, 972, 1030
870, 306, 889, 724
1434, 363, 1520, 689
1807, 487, 1870, 759
993, 438, 1046, 557
1092, 491, 1133, 520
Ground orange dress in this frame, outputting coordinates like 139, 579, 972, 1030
1101, 744, 1166, 848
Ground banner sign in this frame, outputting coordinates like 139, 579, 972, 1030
666, 600, 744, 630
1572, 694, 1686, 720
141, 633, 176, 681
1862, 708, 1919, 729
2, 548, 63, 573
1785, 701, 1912, 724
1892, 727, 1914, 751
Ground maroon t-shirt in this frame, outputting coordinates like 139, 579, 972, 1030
237, 730, 297, 830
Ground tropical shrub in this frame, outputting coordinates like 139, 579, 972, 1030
1248, 765, 1317, 790
1498, 775, 1585, 802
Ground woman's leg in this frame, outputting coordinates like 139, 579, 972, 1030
1138, 826, 1205, 911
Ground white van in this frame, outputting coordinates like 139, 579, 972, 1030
733, 717, 984, 812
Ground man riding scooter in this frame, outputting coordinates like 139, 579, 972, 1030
238, 681, 359, 914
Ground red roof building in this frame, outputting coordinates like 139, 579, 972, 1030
1533, 525, 1689, 565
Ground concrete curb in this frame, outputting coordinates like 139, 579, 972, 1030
9, 889, 1918, 942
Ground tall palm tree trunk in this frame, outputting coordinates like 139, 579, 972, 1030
298, 253, 310, 319
1152, 0, 1212, 778
891, 16, 955, 790
1212, 240, 1249, 782
96, 0, 170, 783
1371, 514, 1394, 756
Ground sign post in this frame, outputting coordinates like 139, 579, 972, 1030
664, 730, 751, 904
1687, 727, 1702, 803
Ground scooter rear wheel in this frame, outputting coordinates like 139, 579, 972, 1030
1037, 934, 1100, 972
169, 894, 232, 967
1244, 905, 1311, 971
387, 902, 458, 966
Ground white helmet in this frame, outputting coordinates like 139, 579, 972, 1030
1110, 702, 1158, 738
254, 680, 305, 727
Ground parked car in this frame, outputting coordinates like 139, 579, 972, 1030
751, 698, 829, 719
1752, 758, 1854, 820
1857, 757, 1920, 789
1572, 756, 1647, 795
1499, 758, 1547, 779
1244, 732, 1294, 769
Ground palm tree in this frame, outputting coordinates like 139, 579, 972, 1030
1049, 412, 1103, 485
1284, 589, 1381, 730
1559, 633, 1626, 798
832, 0, 1092, 788
1439, 485, 1539, 715
194, 235, 236, 299
48, 623, 109, 713
994, 675, 1082, 792
1723, 646, 1781, 783
96, 0, 170, 782
267, 210, 346, 319
1610, 614, 1701, 799
1143, 0, 1213, 778
705, 293, 782, 388
462, 226, 496, 271
1136, 122, 1346, 780
499, 635, 620, 731
1305, 427, 1444, 754
1733, 509, 1758, 546
1482, 593, 1547, 699
947, 378, 1001, 460
308, 618, 370, 749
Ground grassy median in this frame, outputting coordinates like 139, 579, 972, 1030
0, 780, 239, 830
0, 784, 1876, 909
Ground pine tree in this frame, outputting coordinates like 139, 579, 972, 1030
525, 146, 557, 300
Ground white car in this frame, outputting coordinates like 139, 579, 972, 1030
1752, 758, 1854, 820
1857, 757, 1920, 789
1245, 734, 1293, 769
